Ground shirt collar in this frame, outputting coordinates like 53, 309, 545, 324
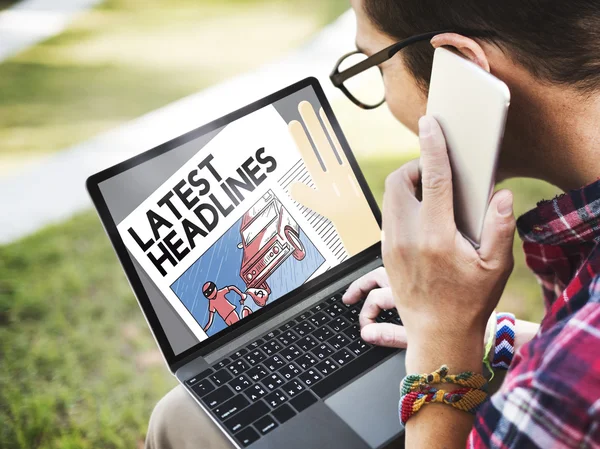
517, 179, 600, 245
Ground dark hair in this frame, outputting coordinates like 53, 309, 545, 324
363, 0, 600, 93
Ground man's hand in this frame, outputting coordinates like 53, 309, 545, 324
383, 114, 516, 373
342, 267, 407, 348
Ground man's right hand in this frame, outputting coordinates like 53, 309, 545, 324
342, 267, 407, 348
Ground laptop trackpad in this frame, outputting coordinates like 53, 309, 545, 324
325, 352, 406, 448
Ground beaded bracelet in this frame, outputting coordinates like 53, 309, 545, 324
400, 365, 488, 395
399, 386, 488, 425
492, 313, 516, 370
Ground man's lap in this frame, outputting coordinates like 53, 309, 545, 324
145, 385, 232, 449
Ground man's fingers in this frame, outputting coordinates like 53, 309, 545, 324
342, 267, 389, 304
358, 288, 395, 328
478, 189, 516, 269
418, 115, 454, 226
361, 323, 407, 348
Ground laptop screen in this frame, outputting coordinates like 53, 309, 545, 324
95, 82, 381, 358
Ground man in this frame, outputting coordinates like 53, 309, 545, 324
146, 1, 600, 448
202, 282, 251, 333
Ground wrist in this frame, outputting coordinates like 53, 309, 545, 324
406, 331, 485, 375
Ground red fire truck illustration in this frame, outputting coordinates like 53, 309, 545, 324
237, 190, 306, 298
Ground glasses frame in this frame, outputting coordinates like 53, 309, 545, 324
330, 29, 496, 109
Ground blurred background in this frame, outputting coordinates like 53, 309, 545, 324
0, 1, 559, 447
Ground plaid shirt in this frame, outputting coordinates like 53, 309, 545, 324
468, 179, 600, 448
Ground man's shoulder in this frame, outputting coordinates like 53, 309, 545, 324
507, 275, 600, 403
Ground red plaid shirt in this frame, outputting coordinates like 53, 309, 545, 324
469, 179, 600, 448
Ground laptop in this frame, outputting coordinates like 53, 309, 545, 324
87, 77, 406, 449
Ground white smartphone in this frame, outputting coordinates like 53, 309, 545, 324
426, 47, 511, 247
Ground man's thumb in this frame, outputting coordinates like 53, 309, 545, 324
479, 189, 516, 267
361, 323, 407, 348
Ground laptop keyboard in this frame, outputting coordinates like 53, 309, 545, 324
184, 288, 402, 447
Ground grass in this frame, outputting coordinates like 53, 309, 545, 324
0, 154, 559, 448
0, 0, 348, 161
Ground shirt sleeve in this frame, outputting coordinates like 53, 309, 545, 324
467, 280, 600, 449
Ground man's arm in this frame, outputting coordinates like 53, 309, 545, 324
203, 311, 215, 332
228, 285, 246, 301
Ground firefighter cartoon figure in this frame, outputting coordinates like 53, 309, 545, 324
202, 282, 252, 333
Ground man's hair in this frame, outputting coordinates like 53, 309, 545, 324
363, 0, 600, 93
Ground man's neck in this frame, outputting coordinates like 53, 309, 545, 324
497, 65, 600, 192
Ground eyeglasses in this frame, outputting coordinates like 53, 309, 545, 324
330, 29, 495, 110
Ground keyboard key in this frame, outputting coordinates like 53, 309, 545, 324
186, 368, 213, 386
230, 374, 252, 393
344, 307, 360, 322
248, 338, 265, 350
263, 329, 281, 341
347, 339, 371, 356
235, 426, 260, 447
245, 384, 268, 402
227, 360, 250, 376
296, 335, 319, 352
214, 358, 231, 371
204, 385, 235, 408
329, 334, 350, 351
297, 311, 312, 321
316, 359, 339, 377
278, 330, 299, 346
264, 389, 287, 408
313, 343, 334, 360
280, 319, 297, 331
312, 326, 333, 342
324, 303, 345, 318
282, 379, 305, 397
280, 345, 302, 362
262, 340, 282, 356
325, 295, 338, 304
343, 323, 361, 341
313, 347, 396, 399
298, 368, 322, 387
231, 348, 248, 360
262, 372, 285, 390
244, 349, 267, 366
309, 312, 330, 327
247, 364, 269, 382
290, 390, 318, 412
224, 400, 269, 433
264, 354, 285, 372
294, 321, 315, 337
332, 348, 355, 367
329, 316, 351, 332
310, 302, 327, 314
279, 363, 301, 381
254, 415, 278, 435
214, 394, 250, 420
210, 369, 233, 387
295, 353, 318, 370
272, 403, 296, 424
191, 378, 215, 397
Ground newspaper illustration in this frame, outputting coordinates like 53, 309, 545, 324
117, 105, 348, 341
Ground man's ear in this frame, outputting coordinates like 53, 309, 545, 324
430, 33, 490, 72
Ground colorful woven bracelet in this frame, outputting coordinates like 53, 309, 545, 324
491, 312, 516, 370
399, 386, 488, 425
400, 365, 488, 395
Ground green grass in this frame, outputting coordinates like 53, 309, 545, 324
0, 0, 348, 159
0, 154, 559, 448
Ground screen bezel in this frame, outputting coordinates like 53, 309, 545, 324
86, 77, 382, 371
